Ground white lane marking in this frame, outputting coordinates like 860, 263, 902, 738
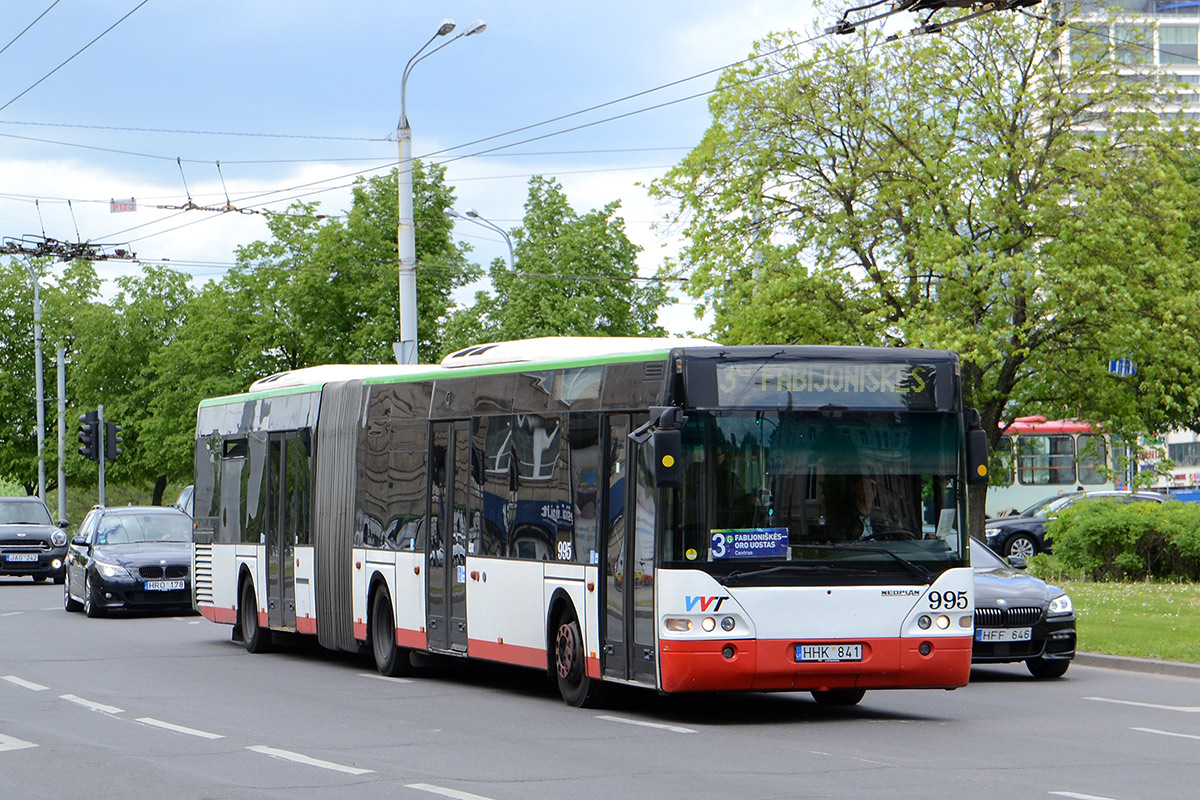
1, 612, 22, 617
0, 733, 38, 752
1086, 696, 1200, 713
2, 675, 49, 691
1133, 727, 1200, 742
59, 694, 123, 715
406, 783, 497, 800
247, 745, 373, 775
358, 672, 413, 684
594, 714, 697, 734
136, 717, 224, 740
1049, 793, 1122, 799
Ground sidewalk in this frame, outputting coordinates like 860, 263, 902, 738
1075, 652, 1200, 680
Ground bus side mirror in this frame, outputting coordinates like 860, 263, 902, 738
966, 408, 989, 485
652, 429, 683, 488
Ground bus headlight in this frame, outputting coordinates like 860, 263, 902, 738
935, 615, 950, 630
917, 615, 932, 630
664, 618, 692, 632
720, 616, 736, 632
701, 617, 716, 632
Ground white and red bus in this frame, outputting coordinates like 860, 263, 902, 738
986, 417, 1129, 517
191, 338, 988, 707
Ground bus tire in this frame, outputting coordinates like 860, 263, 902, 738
811, 688, 866, 706
553, 610, 602, 708
239, 579, 272, 654
370, 588, 412, 677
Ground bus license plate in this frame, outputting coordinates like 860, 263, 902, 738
5, 553, 38, 562
976, 627, 1032, 642
145, 580, 185, 591
796, 643, 862, 662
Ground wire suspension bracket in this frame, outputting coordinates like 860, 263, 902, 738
827, 0, 1042, 38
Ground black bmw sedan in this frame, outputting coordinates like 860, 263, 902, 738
971, 537, 1076, 678
63, 505, 194, 617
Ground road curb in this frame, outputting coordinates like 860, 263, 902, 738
1075, 652, 1200, 680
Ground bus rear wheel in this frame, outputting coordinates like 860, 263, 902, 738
370, 589, 412, 677
554, 611, 602, 708
811, 688, 866, 706
239, 580, 272, 654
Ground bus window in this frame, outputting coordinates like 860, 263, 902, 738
1077, 433, 1108, 485
1017, 434, 1076, 486
993, 436, 1015, 488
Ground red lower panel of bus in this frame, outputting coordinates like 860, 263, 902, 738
466, 640, 602, 679
658, 636, 972, 693
200, 605, 237, 625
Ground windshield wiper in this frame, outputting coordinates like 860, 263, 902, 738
788, 543, 934, 584
716, 563, 861, 586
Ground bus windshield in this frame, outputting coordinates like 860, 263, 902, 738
664, 410, 968, 582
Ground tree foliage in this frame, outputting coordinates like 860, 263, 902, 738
653, 16, 1200, 463
445, 176, 669, 352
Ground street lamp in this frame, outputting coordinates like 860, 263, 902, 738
395, 18, 487, 365
445, 207, 514, 270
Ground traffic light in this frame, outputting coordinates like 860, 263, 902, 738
78, 410, 99, 462
104, 421, 122, 462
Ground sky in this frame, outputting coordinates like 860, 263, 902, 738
0, 1, 844, 339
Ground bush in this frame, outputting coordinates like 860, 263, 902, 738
1048, 499, 1200, 581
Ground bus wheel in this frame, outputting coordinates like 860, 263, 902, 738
371, 589, 412, 677
554, 611, 602, 708
239, 580, 272, 654
811, 688, 866, 706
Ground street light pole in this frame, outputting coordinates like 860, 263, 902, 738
394, 18, 487, 365
445, 208, 514, 270
23, 262, 46, 502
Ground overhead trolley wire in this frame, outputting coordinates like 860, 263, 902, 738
0, 0, 152, 114
0, 0, 62, 59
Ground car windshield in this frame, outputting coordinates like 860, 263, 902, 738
0, 501, 53, 525
95, 513, 191, 545
1019, 493, 1080, 517
969, 538, 1007, 569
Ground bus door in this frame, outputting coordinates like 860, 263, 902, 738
265, 431, 299, 630
600, 414, 657, 685
427, 420, 469, 654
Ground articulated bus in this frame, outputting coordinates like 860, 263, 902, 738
986, 417, 1128, 517
191, 338, 989, 707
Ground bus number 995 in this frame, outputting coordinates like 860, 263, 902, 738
928, 590, 968, 610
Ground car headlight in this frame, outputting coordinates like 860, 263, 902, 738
51, 531, 67, 547
94, 560, 132, 580
1048, 593, 1073, 617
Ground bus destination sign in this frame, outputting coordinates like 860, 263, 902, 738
716, 361, 937, 410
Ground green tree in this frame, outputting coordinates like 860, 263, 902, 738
0, 257, 102, 495
229, 162, 476, 366
70, 265, 194, 504
445, 176, 669, 353
652, 17, 1200, 528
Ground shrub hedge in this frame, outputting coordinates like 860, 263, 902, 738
1046, 499, 1200, 581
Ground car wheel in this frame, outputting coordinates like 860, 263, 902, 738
64, 572, 82, 612
370, 589, 412, 677
31, 575, 47, 583
238, 580, 272, 654
1026, 656, 1070, 679
554, 610, 603, 708
811, 688, 866, 706
83, 573, 105, 618
52, 572, 65, 585
1004, 533, 1038, 561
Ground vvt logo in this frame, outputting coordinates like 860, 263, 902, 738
684, 595, 729, 612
